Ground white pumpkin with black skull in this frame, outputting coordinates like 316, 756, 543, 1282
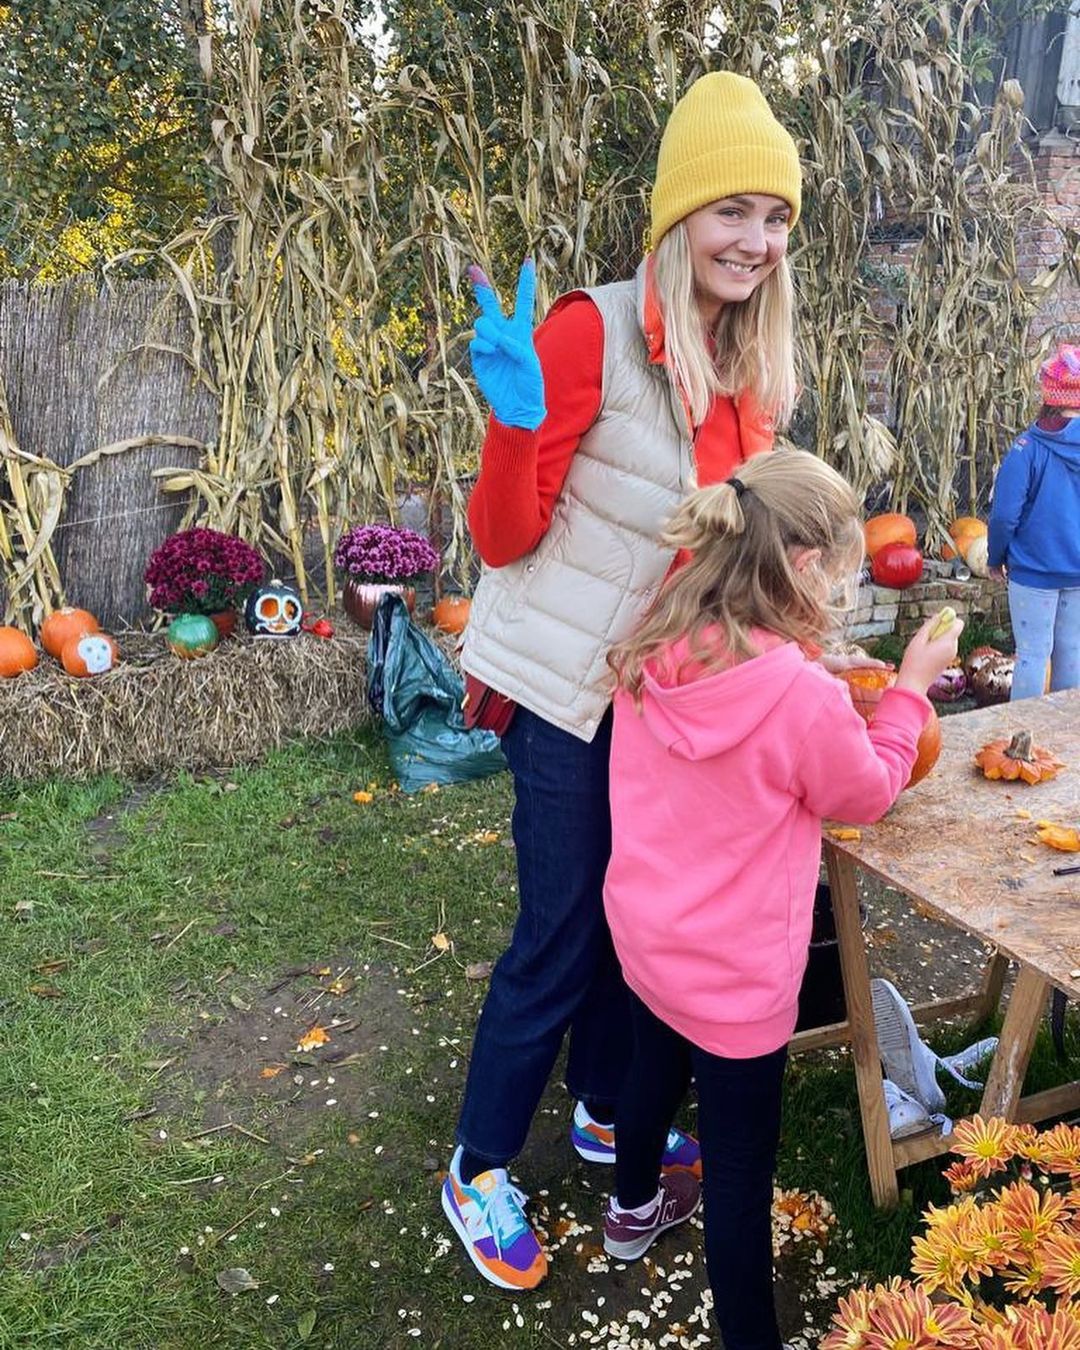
245, 579, 303, 638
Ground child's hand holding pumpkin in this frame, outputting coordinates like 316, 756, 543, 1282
895, 609, 964, 696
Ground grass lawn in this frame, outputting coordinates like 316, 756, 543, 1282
1, 727, 1074, 1349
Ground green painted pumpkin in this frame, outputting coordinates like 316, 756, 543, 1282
167, 613, 220, 659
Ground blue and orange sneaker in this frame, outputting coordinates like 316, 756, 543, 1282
570, 1101, 702, 1179
442, 1146, 548, 1290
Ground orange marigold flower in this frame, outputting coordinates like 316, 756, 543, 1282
1002, 1257, 1045, 1298
912, 1225, 969, 1297
821, 1285, 874, 1349
862, 1282, 942, 1350
961, 1204, 1014, 1280
996, 1179, 1067, 1252
951, 1116, 1024, 1179
1036, 1122, 1080, 1176
944, 1159, 981, 1194
1040, 1232, 1080, 1297
1005, 1302, 1080, 1350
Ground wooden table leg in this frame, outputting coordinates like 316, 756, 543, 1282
825, 846, 899, 1208
974, 952, 1009, 1025
980, 964, 1048, 1120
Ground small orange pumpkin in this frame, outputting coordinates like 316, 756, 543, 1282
0, 626, 38, 678
61, 631, 118, 677
838, 667, 942, 788
941, 517, 987, 562
974, 730, 1063, 785
432, 595, 471, 635
40, 606, 100, 658
864, 513, 917, 561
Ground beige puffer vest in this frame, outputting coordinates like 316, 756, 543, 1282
461, 261, 696, 742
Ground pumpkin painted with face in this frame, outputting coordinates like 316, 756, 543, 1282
244, 579, 303, 637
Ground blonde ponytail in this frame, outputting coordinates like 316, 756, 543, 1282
609, 451, 863, 700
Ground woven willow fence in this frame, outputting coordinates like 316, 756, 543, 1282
1, 0, 1076, 630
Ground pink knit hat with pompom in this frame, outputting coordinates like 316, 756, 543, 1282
1040, 344, 1080, 407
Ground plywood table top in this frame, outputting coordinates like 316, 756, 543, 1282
826, 688, 1080, 997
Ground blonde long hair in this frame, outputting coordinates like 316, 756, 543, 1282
610, 450, 863, 701
652, 220, 798, 428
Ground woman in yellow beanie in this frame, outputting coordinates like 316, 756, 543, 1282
444, 74, 808, 1337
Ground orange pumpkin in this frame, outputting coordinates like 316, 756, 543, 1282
40, 606, 100, 658
974, 731, 1063, 785
432, 595, 471, 635
863, 513, 917, 561
0, 626, 38, 678
941, 517, 987, 562
838, 667, 942, 788
61, 631, 118, 677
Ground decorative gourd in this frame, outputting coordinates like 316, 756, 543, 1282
941, 517, 987, 562
432, 595, 471, 635
864, 513, 917, 561
964, 534, 989, 578
40, 607, 99, 659
167, 613, 220, 659
0, 626, 38, 678
871, 542, 925, 590
838, 667, 942, 788
969, 654, 1014, 706
61, 631, 118, 677
963, 645, 1002, 682
927, 664, 967, 703
975, 730, 1064, 785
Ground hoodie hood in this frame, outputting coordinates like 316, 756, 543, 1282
1029, 416, 1080, 467
637, 639, 807, 761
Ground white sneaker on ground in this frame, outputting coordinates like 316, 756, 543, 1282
872, 978, 998, 1113
882, 1078, 952, 1141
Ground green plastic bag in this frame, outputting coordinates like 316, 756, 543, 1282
366, 593, 506, 792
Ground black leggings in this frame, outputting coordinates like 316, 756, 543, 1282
615, 991, 788, 1350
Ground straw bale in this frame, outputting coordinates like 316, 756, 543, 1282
0, 629, 371, 782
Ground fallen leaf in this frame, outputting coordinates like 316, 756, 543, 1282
29, 982, 62, 998
260, 1064, 287, 1079
465, 960, 494, 982
346, 1132, 361, 1146
14, 899, 33, 921
431, 931, 451, 952
352, 791, 373, 804
34, 958, 69, 975
296, 1025, 330, 1052
215, 1267, 259, 1295
421, 783, 440, 795
1036, 824, 1080, 853
297, 1309, 317, 1340
228, 993, 250, 1011
328, 974, 355, 996
826, 827, 862, 842
474, 830, 500, 845
222, 782, 239, 793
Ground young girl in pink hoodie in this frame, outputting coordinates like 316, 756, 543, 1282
602, 449, 961, 1350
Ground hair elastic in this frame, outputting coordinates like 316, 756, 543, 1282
729, 477, 747, 498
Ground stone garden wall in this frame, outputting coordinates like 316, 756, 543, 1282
847, 565, 1009, 646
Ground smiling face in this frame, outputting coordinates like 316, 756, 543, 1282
683, 193, 791, 323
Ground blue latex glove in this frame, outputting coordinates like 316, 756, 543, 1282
467, 259, 546, 431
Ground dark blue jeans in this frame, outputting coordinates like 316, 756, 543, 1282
456, 705, 632, 1166
616, 992, 788, 1350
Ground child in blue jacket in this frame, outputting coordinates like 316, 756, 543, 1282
988, 343, 1080, 700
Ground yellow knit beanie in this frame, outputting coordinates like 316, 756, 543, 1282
650, 72, 802, 248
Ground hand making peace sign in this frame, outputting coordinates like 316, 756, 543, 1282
466, 260, 547, 431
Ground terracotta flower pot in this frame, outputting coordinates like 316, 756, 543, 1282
209, 609, 237, 639
342, 580, 416, 630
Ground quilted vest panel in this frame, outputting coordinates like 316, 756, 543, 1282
462, 263, 696, 742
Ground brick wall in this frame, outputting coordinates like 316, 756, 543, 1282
846, 561, 1009, 645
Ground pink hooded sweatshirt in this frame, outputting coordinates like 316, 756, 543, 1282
604, 633, 931, 1059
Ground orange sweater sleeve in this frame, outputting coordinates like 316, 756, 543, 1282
466, 295, 604, 567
